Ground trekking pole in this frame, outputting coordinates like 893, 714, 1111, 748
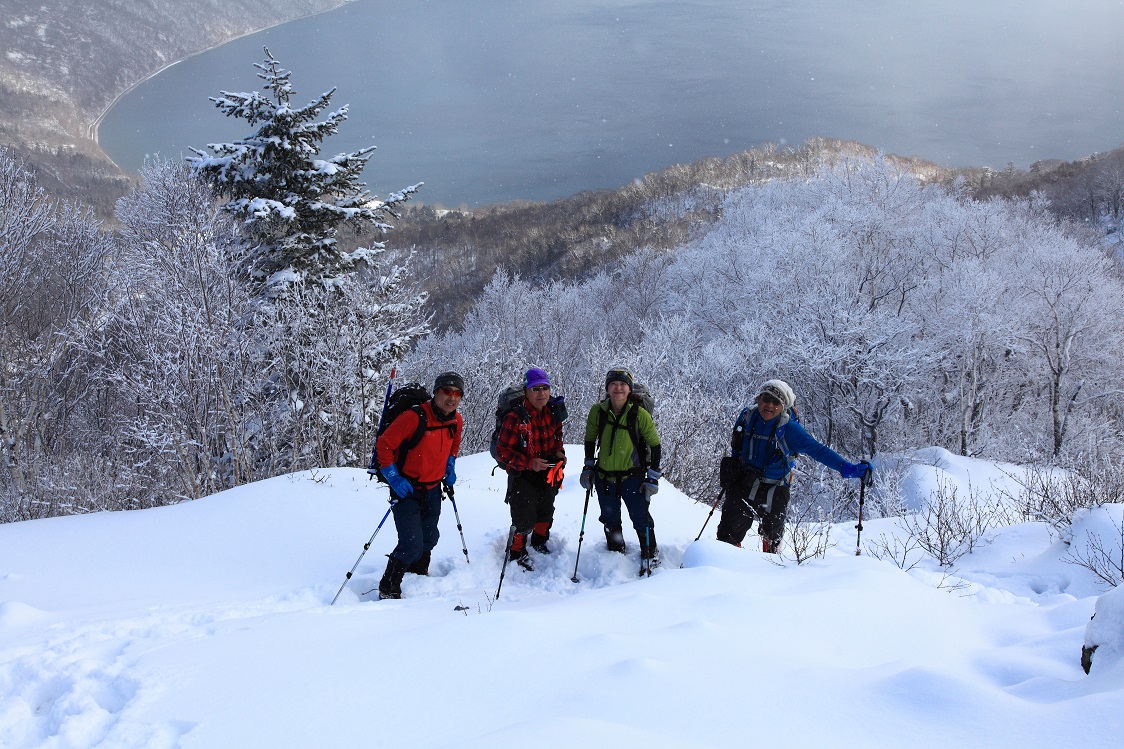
367, 368, 397, 480
496, 526, 516, 599
854, 471, 870, 557
694, 486, 727, 542
330, 504, 394, 605
640, 526, 652, 577
443, 482, 470, 564
570, 484, 593, 583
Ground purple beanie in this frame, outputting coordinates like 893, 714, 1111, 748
524, 367, 550, 389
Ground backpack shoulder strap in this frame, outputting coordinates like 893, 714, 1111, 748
593, 400, 607, 445
733, 407, 756, 463
625, 403, 648, 470
624, 403, 641, 446
403, 404, 429, 452
403, 404, 458, 456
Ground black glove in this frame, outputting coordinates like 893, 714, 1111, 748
579, 458, 596, 490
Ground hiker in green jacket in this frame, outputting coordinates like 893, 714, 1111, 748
580, 368, 662, 564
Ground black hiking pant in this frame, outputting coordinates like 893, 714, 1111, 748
506, 470, 557, 537
388, 483, 442, 565
716, 475, 790, 548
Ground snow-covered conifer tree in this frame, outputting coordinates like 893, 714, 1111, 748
185, 51, 431, 476
187, 48, 420, 295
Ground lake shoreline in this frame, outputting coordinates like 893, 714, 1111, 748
90, 0, 358, 168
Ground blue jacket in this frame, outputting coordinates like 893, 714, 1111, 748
731, 407, 846, 484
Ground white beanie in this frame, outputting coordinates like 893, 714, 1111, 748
757, 379, 796, 410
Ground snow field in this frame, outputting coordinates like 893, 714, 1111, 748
0, 448, 1121, 748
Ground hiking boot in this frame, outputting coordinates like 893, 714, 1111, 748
510, 546, 535, 571
405, 549, 431, 576
531, 522, 552, 553
762, 537, 780, 554
605, 526, 626, 553
378, 556, 407, 599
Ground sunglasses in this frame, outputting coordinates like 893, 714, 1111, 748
528, 385, 551, 392
758, 393, 782, 406
437, 386, 463, 398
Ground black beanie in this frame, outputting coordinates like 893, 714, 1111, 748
434, 371, 465, 393
605, 367, 634, 390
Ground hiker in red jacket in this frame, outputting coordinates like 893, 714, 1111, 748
375, 372, 464, 599
494, 367, 566, 571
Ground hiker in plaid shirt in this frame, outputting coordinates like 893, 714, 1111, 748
495, 367, 566, 571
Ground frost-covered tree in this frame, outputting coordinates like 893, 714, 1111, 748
97, 160, 431, 494
97, 160, 266, 501
403, 158, 1124, 509
1004, 204, 1124, 457
187, 48, 420, 295
263, 260, 431, 472
0, 148, 110, 519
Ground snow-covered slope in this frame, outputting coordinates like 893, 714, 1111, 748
1, 449, 1120, 748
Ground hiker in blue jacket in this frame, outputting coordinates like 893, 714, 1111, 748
716, 379, 871, 553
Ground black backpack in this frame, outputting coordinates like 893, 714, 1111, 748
488, 383, 568, 470
367, 382, 435, 483
594, 382, 655, 470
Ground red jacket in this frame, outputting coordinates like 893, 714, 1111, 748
376, 401, 462, 487
494, 398, 564, 472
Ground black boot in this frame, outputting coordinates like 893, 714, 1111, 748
531, 522, 552, 553
510, 532, 535, 571
406, 549, 431, 576
378, 556, 407, 599
605, 526, 626, 553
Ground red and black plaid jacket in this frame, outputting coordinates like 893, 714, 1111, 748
494, 399, 564, 472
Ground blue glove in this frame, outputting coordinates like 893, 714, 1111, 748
380, 464, 413, 500
579, 458, 596, 490
444, 455, 457, 485
841, 461, 872, 481
642, 468, 661, 498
